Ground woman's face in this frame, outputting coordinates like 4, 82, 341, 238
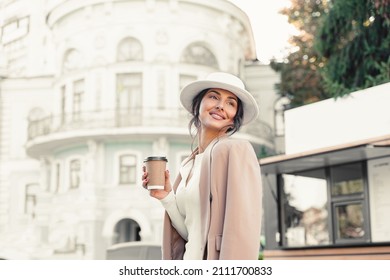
198, 88, 238, 134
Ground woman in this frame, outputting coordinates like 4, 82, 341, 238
142, 72, 262, 260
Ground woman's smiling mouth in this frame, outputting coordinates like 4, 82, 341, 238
210, 112, 226, 120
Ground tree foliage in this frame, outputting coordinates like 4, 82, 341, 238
271, 0, 331, 107
271, 0, 390, 106
315, 0, 390, 97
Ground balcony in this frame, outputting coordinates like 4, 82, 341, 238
26, 108, 274, 157
27, 108, 189, 140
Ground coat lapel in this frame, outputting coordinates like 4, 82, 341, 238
199, 136, 226, 258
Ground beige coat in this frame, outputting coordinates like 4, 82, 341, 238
162, 136, 263, 260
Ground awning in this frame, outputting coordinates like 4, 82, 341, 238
260, 136, 390, 174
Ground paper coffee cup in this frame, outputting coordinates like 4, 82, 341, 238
144, 156, 168, 190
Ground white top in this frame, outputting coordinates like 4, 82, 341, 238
160, 153, 204, 260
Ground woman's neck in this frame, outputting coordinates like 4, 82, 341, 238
197, 129, 225, 153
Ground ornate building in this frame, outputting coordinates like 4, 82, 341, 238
0, 0, 279, 259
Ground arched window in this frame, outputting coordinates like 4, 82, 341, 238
180, 42, 218, 68
113, 219, 141, 244
28, 107, 45, 120
62, 48, 82, 74
116, 37, 143, 62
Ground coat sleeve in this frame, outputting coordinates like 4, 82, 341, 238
219, 141, 263, 259
161, 173, 187, 260
160, 191, 188, 240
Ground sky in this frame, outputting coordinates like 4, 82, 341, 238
228, 0, 296, 63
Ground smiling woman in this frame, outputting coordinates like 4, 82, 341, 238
190, 88, 242, 139
199, 89, 239, 131
141, 72, 263, 260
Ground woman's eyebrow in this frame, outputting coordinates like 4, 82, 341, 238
208, 90, 238, 101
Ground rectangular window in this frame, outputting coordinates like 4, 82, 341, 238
280, 162, 370, 248
157, 71, 165, 110
116, 73, 142, 126
73, 79, 84, 121
334, 202, 365, 240
281, 169, 330, 247
119, 155, 137, 184
25, 183, 38, 218
331, 163, 364, 196
70, 159, 81, 189
330, 162, 368, 244
61, 85, 66, 125
55, 163, 61, 193
368, 157, 390, 242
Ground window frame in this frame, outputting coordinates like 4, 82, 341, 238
278, 160, 371, 248
72, 79, 85, 121
25, 183, 39, 219
52, 161, 62, 193
114, 150, 141, 186
61, 85, 66, 125
330, 161, 371, 244
180, 42, 219, 68
68, 157, 82, 190
118, 154, 137, 185
115, 73, 143, 126
332, 200, 367, 244
116, 37, 143, 62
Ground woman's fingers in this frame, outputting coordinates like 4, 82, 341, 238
164, 170, 172, 192
141, 169, 148, 188
141, 168, 171, 200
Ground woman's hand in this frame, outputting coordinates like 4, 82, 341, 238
142, 166, 172, 200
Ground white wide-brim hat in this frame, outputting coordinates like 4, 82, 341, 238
180, 72, 259, 125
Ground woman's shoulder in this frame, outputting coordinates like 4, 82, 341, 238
218, 137, 251, 147
208, 137, 258, 168
213, 137, 253, 153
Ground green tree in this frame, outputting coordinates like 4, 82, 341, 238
271, 0, 331, 107
315, 0, 390, 97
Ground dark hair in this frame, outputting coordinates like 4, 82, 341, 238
188, 88, 244, 138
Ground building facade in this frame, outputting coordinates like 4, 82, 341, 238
0, 0, 280, 259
